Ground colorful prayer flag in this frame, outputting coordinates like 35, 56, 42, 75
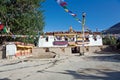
3, 27, 10, 33
3, 27, 7, 33
0, 24, 4, 30
56, 0, 81, 23
64, 9, 69, 12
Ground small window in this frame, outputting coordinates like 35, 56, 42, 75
65, 37, 68, 41
94, 36, 97, 41
85, 37, 89, 41
45, 48, 49, 52
46, 37, 48, 42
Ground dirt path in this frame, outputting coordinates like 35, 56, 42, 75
0, 53, 120, 80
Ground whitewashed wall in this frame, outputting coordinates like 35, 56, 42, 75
38, 36, 68, 47
38, 36, 54, 47
88, 35, 103, 46
6, 43, 17, 56
38, 35, 103, 47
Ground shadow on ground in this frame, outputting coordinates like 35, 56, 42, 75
85, 54, 120, 62
37, 68, 120, 80
0, 78, 11, 80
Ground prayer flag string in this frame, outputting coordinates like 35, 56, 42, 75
56, 0, 91, 32
56, 0, 82, 23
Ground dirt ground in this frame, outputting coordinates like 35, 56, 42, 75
0, 53, 120, 80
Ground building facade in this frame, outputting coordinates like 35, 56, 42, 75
38, 27, 103, 47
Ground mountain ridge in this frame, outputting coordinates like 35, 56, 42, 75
102, 22, 120, 34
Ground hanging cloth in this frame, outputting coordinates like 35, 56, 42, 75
0, 24, 4, 30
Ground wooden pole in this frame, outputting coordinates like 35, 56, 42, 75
81, 12, 86, 55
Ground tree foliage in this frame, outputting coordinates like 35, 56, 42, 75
103, 36, 117, 45
0, 0, 45, 43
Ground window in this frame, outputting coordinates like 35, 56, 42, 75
46, 37, 48, 42
93, 36, 97, 41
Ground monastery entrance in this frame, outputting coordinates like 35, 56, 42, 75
71, 47, 80, 53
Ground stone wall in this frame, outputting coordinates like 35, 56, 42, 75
49, 47, 71, 55
0, 47, 6, 59
84, 46, 102, 53
32, 48, 46, 57
0, 51, 2, 59
32, 45, 115, 57
79, 45, 116, 53
0, 45, 115, 59
32, 47, 72, 54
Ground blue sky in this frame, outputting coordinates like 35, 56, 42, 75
42, 0, 120, 32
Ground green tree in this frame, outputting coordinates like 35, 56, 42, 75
103, 36, 117, 45
0, 0, 45, 43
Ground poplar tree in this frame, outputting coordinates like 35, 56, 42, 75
0, 0, 45, 43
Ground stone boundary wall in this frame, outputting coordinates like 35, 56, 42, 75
0, 45, 116, 59
32, 47, 72, 55
79, 45, 115, 53
0, 51, 2, 59
32, 45, 114, 56
79, 46, 102, 53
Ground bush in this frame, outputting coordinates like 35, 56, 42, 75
103, 36, 117, 45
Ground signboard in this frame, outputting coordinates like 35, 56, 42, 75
6, 44, 17, 56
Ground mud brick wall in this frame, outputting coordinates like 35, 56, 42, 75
88, 46, 102, 53
79, 45, 115, 53
32, 48, 46, 56
0, 51, 2, 59
32, 47, 72, 55
0, 50, 6, 59
64, 47, 72, 55
32, 45, 114, 56
49, 47, 72, 55
79, 46, 102, 53
100, 45, 116, 52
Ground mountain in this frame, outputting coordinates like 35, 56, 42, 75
102, 22, 120, 34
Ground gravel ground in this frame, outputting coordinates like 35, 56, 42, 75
0, 53, 120, 80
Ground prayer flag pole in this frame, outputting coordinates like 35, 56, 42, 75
81, 12, 86, 55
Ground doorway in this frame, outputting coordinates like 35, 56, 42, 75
71, 47, 80, 53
